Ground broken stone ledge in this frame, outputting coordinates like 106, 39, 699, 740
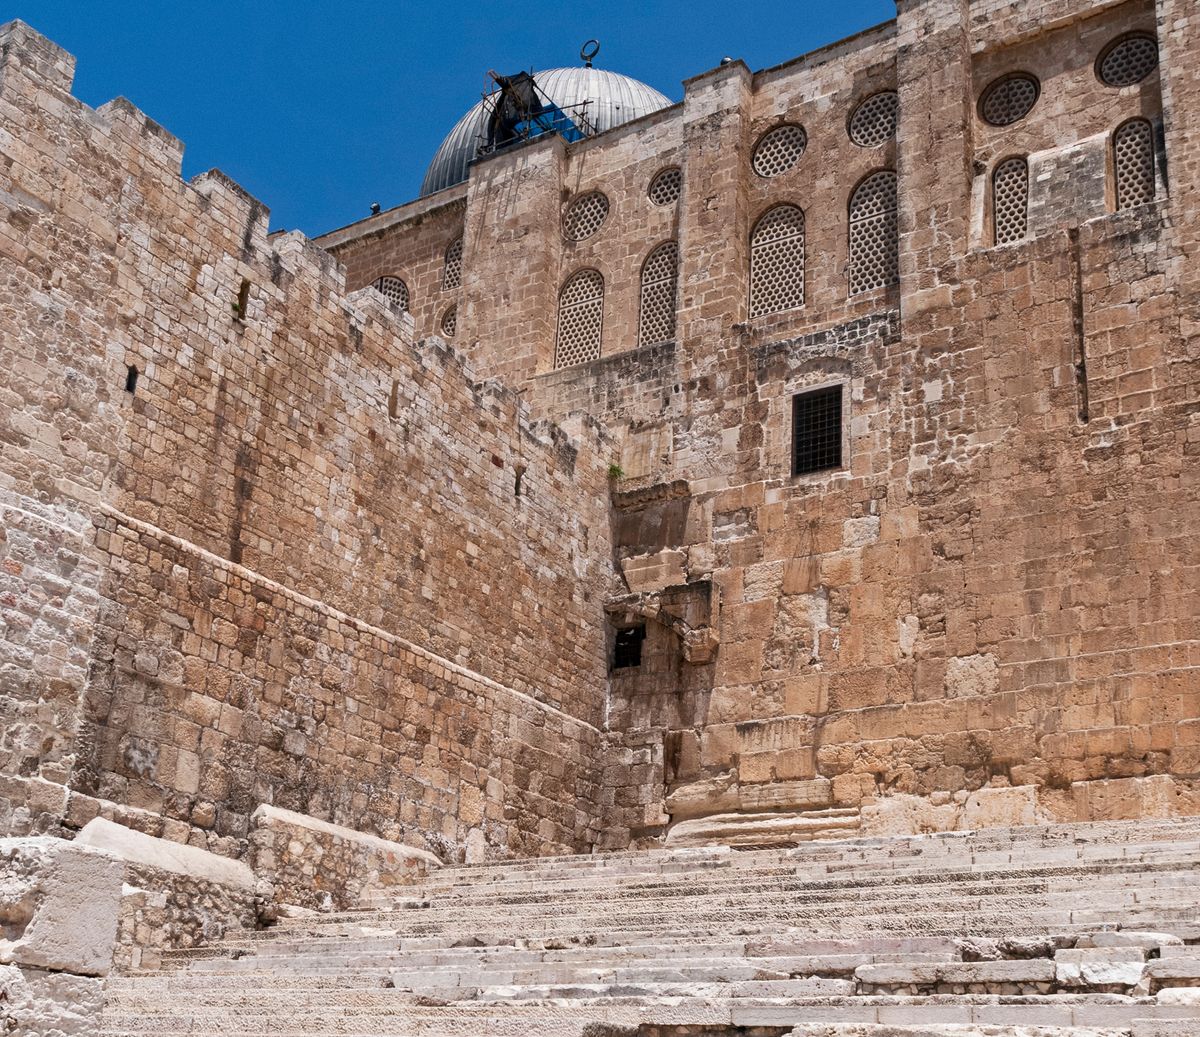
249, 803, 442, 912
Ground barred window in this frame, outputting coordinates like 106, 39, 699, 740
752, 124, 807, 178
639, 241, 679, 346
441, 304, 457, 338
849, 91, 899, 148
555, 269, 604, 369
792, 385, 843, 476
1114, 119, 1156, 209
372, 275, 409, 311
979, 73, 1040, 127
848, 170, 898, 295
992, 157, 1029, 245
749, 204, 805, 318
1097, 34, 1159, 87
563, 191, 610, 241
648, 167, 682, 206
442, 237, 463, 290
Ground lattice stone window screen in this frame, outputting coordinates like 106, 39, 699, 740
562, 192, 610, 241
752, 124, 807, 178
648, 166, 682, 206
555, 269, 604, 369
848, 171, 898, 295
992, 157, 1029, 245
979, 73, 1040, 127
442, 237, 463, 290
1114, 119, 1156, 209
849, 91, 899, 148
441, 305, 457, 338
1098, 34, 1159, 87
749, 205, 805, 318
372, 275, 409, 311
639, 241, 679, 346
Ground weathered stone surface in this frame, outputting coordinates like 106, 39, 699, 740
250, 804, 440, 911
0, 837, 121, 976
75, 818, 254, 890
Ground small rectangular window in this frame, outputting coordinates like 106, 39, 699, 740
792, 385, 843, 476
612, 625, 646, 670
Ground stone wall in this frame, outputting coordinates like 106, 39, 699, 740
320, 0, 1200, 844
0, 19, 615, 862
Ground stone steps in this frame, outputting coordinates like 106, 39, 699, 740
99, 819, 1200, 1036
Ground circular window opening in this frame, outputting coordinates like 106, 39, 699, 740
562, 191, 610, 241
752, 124, 807, 178
440, 304, 457, 338
1097, 33, 1159, 87
848, 91, 899, 148
978, 73, 1040, 127
648, 166, 682, 206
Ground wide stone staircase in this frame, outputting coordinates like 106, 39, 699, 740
101, 817, 1200, 1036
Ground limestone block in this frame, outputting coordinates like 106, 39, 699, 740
943, 653, 999, 698
0, 837, 121, 976
665, 772, 738, 820
962, 785, 1044, 830
859, 793, 960, 836
620, 549, 687, 594
0, 963, 106, 1037
74, 817, 254, 890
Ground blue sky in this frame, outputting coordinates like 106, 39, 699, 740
20, 1, 895, 235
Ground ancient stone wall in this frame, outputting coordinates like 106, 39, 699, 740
321, 0, 1200, 845
0, 20, 614, 861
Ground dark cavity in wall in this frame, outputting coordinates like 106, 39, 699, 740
229, 441, 257, 565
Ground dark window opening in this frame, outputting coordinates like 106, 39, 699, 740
388, 379, 400, 419
792, 384, 843, 476
514, 464, 527, 498
233, 279, 251, 320
613, 624, 646, 670
124, 364, 138, 394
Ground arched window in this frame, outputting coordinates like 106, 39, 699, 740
639, 241, 679, 346
749, 205, 805, 318
992, 157, 1029, 245
372, 275, 409, 311
555, 270, 604, 369
1113, 118, 1156, 210
442, 237, 463, 290
848, 170, 898, 295
440, 305, 457, 338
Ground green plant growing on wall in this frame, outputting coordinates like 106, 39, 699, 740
607, 462, 625, 481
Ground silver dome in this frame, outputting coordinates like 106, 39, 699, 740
420, 67, 674, 197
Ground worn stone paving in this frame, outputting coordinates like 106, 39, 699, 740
99, 820, 1200, 1036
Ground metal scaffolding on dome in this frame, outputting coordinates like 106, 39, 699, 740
476, 68, 596, 158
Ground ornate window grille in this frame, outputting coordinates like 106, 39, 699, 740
993, 157, 1029, 245
979, 73, 1040, 127
562, 192, 610, 240
752, 124, 807, 178
554, 269, 604, 368
749, 205, 805, 318
372, 275, 409, 311
1098, 34, 1159, 87
441, 305, 457, 338
639, 241, 679, 346
1114, 119, 1157, 209
849, 91, 899, 148
648, 167, 682, 206
848, 171, 898, 295
442, 237, 463, 290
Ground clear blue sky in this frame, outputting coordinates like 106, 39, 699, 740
20, 1, 895, 236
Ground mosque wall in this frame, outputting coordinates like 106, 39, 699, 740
325, 0, 1200, 844
0, 20, 614, 860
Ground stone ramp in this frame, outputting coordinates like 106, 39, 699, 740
100, 818, 1200, 1036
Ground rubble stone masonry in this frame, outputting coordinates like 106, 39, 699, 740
2, 0, 1199, 875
